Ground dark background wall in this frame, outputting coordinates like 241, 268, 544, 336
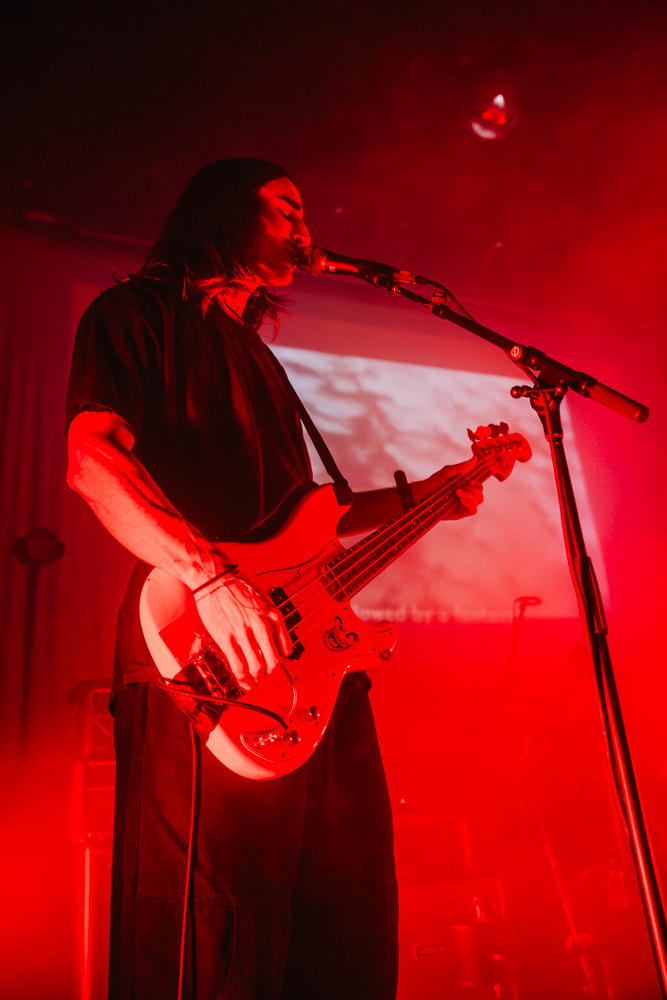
3, 0, 666, 323
1, 2, 666, 998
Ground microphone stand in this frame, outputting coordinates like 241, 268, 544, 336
367, 274, 665, 996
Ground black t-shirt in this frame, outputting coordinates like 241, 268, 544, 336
66, 279, 314, 542
66, 278, 315, 694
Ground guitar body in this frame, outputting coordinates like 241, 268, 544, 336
140, 423, 531, 780
140, 485, 397, 780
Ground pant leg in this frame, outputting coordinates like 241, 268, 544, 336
109, 683, 305, 1000
281, 678, 399, 1000
281, 887, 399, 1000
109, 679, 397, 1000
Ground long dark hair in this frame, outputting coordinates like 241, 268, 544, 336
131, 157, 294, 330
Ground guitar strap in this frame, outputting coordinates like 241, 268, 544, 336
269, 349, 354, 506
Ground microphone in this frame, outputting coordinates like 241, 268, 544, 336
297, 245, 425, 287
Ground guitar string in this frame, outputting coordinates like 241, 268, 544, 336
280, 453, 502, 642
292, 465, 493, 642
282, 437, 524, 618
184, 449, 517, 747
269, 466, 478, 626
181, 457, 487, 700
186, 442, 520, 698
191, 469, 486, 732
272, 452, 494, 617
272, 444, 516, 625
291, 501, 463, 644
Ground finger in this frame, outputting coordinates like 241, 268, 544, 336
234, 630, 267, 685
266, 606, 294, 657
447, 456, 478, 478
221, 637, 254, 692
456, 489, 478, 508
254, 620, 284, 676
458, 484, 483, 499
231, 582, 291, 657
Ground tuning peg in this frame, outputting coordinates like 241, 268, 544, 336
500, 421, 509, 435
467, 428, 476, 442
489, 423, 500, 437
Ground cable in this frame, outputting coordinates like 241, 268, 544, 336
154, 677, 288, 730
177, 722, 198, 1000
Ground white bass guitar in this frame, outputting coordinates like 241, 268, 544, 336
140, 423, 531, 780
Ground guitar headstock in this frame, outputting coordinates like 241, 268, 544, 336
468, 422, 532, 481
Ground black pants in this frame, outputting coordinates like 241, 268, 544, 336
109, 679, 398, 1000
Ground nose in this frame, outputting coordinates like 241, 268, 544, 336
291, 217, 310, 247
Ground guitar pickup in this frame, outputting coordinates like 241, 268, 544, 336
269, 587, 304, 659
289, 631, 305, 661
284, 610, 301, 630
269, 587, 302, 630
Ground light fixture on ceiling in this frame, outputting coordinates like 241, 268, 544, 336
461, 75, 518, 140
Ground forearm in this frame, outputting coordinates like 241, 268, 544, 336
337, 459, 481, 536
338, 473, 437, 536
67, 417, 226, 589
67, 411, 291, 690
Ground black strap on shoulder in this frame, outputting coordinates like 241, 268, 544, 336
269, 350, 353, 506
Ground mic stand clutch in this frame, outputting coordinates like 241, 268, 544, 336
357, 272, 667, 997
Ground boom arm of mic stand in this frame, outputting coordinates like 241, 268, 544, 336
373, 278, 649, 423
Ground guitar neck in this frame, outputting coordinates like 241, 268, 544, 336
324, 457, 494, 601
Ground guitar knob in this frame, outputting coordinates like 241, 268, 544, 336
282, 729, 301, 745
300, 706, 320, 722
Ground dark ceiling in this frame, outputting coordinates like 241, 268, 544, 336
2, 0, 666, 326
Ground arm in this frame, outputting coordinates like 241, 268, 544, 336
338, 457, 484, 536
66, 409, 291, 690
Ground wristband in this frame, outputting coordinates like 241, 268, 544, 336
190, 564, 239, 600
393, 469, 414, 513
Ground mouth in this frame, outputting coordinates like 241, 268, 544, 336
285, 241, 301, 264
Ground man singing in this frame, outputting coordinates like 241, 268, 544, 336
66, 158, 483, 999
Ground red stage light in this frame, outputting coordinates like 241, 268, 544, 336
462, 78, 518, 140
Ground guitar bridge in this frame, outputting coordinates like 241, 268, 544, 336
176, 642, 243, 705
251, 728, 301, 750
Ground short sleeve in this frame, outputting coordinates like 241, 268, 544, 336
65, 285, 158, 441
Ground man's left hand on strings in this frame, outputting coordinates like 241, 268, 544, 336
423, 456, 484, 521
337, 456, 484, 536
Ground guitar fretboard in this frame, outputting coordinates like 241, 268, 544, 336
322, 455, 497, 602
